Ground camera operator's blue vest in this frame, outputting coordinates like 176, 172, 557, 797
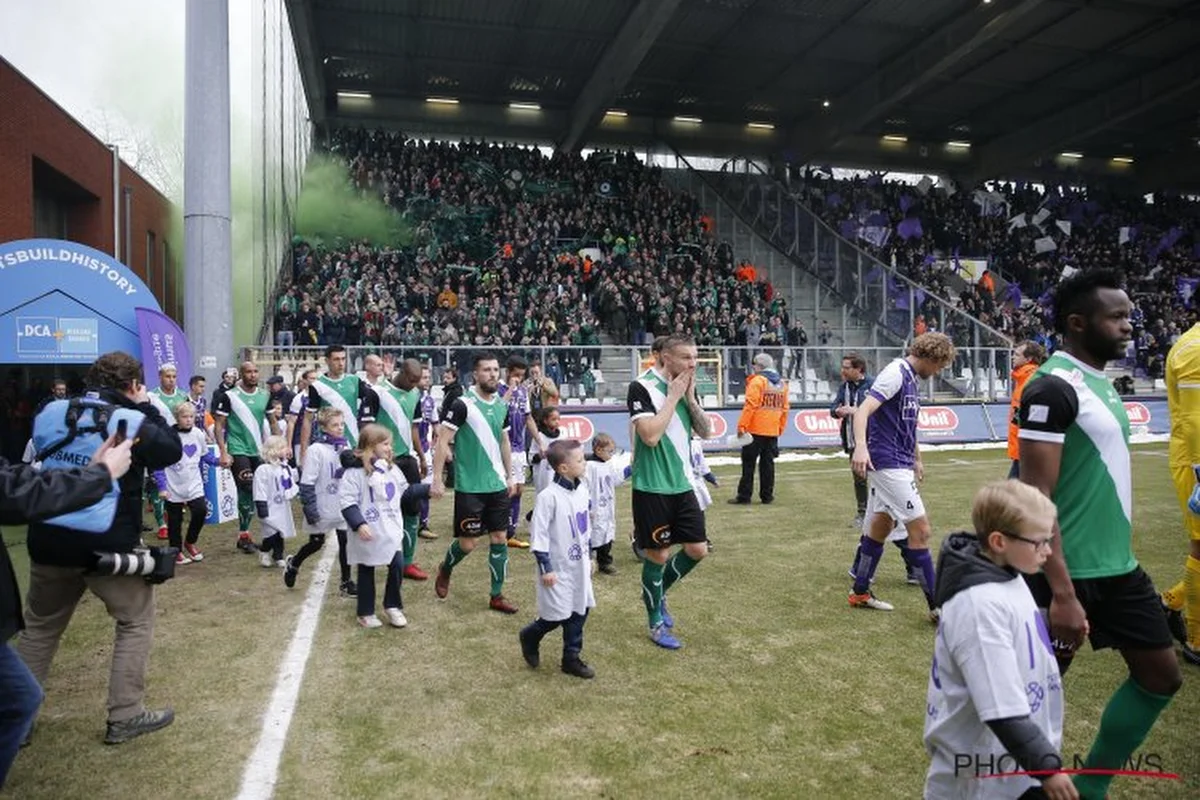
31, 394, 146, 533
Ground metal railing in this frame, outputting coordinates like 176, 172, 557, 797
240, 344, 1019, 404
696, 158, 1014, 355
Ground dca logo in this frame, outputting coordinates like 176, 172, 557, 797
558, 415, 595, 444
16, 317, 60, 354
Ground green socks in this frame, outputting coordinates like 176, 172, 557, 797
488, 543, 508, 597
150, 495, 165, 527
1074, 678, 1174, 799
402, 516, 419, 566
663, 551, 701, 592
236, 487, 253, 531
641, 560, 666, 628
442, 539, 468, 574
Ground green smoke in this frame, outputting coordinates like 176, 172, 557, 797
293, 155, 412, 248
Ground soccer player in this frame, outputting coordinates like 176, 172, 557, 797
498, 355, 540, 548
186, 375, 209, 438
849, 332, 956, 618
300, 345, 379, 462
430, 352, 520, 614
375, 358, 429, 581
213, 361, 277, 554
146, 364, 189, 539
285, 368, 318, 468
1019, 269, 1181, 800
628, 334, 712, 649
1161, 321, 1200, 664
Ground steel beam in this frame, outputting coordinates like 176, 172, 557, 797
783, 0, 1047, 164
558, 0, 683, 153
970, 49, 1200, 180
285, 0, 327, 126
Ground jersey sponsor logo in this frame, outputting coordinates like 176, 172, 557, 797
706, 412, 727, 438
558, 415, 595, 444
793, 409, 841, 440
1123, 402, 1151, 425
917, 406, 959, 434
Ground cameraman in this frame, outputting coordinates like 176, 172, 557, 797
16, 352, 182, 746
1, 440, 133, 788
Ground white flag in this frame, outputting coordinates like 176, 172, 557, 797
1118, 226, 1131, 245
1032, 208, 1052, 227
1034, 236, 1057, 254
1061, 265, 1078, 279
1007, 213, 1027, 232
1056, 220, 1072, 237
916, 176, 933, 196
941, 179, 957, 197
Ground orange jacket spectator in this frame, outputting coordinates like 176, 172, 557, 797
978, 270, 995, 296
735, 263, 757, 283
436, 286, 459, 309
737, 366, 789, 437
1006, 341, 1048, 460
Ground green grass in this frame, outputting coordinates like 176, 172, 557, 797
4, 445, 1199, 798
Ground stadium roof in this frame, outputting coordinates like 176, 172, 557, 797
288, 0, 1200, 188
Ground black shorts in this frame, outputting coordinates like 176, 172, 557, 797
232, 455, 263, 490
632, 489, 707, 550
453, 490, 510, 537
1025, 567, 1174, 651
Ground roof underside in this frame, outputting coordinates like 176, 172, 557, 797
289, 0, 1200, 187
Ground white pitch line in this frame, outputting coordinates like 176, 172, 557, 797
235, 540, 337, 800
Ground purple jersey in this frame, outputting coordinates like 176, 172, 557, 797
418, 390, 437, 449
499, 383, 531, 449
865, 358, 920, 470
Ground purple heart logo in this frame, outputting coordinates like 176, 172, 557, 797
384, 482, 396, 502
280, 475, 293, 491
575, 510, 589, 535
183, 443, 198, 458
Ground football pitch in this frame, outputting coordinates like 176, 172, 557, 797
5, 445, 1198, 799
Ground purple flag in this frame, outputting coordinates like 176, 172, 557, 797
894, 293, 909, 311
839, 219, 860, 239
826, 192, 842, 208
1004, 283, 1022, 306
899, 194, 914, 213
914, 288, 927, 309
896, 217, 923, 241
1157, 226, 1183, 255
865, 266, 884, 283
922, 254, 937, 266
136, 307, 193, 392
865, 211, 889, 227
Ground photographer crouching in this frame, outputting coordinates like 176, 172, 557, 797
16, 351, 182, 746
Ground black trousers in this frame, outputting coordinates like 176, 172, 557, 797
357, 552, 403, 617
165, 498, 207, 548
737, 434, 777, 502
521, 610, 588, 659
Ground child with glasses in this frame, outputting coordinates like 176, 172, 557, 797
924, 480, 1076, 800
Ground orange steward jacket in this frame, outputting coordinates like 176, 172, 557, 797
1007, 361, 1039, 460
738, 370, 789, 437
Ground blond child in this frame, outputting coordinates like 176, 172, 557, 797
585, 433, 631, 575
153, 402, 218, 565
338, 424, 431, 628
253, 435, 299, 568
286, 407, 353, 593
519, 439, 595, 679
924, 480, 1074, 800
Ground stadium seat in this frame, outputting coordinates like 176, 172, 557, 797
565, 397, 582, 406
702, 394, 718, 408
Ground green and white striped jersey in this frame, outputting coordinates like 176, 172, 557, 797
440, 388, 511, 494
627, 368, 693, 495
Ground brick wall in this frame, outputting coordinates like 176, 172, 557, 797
0, 57, 179, 321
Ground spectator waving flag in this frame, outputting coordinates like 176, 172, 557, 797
896, 217, 923, 241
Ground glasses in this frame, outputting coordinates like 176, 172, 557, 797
1001, 531, 1054, 550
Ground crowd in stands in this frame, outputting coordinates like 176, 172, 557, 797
796, 170, 1200, 378
275, 130, 785, 392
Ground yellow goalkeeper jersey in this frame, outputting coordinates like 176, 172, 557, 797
1167, 323, 1200, 474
